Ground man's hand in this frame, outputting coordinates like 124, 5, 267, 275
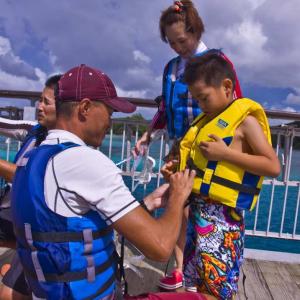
143, 183, 169, 211
168, 169, 196, 207
199, 134, 228, 161
160, 159, 178, 181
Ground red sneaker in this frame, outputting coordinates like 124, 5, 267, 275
158, 269, 183, 290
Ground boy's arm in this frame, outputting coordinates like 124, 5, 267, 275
200, 115, 281, 177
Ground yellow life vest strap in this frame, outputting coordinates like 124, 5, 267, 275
187, 158, 261, 195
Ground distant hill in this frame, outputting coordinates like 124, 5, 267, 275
271, 120, 300, 150
112, 113, 149, 135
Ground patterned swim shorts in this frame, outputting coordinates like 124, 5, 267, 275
183, 198, 245, 299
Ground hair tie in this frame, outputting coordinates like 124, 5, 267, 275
173, 1, 184, 12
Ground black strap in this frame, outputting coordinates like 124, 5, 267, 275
212, 175, 260, 195
187, 159, 260, 195
119, 236, 128, 295
15, 226, 112, 243
24, 250, 118, 282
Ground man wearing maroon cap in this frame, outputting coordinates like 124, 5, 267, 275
10, 65, 208, 300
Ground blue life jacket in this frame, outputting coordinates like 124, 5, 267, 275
14, 124, 48, 164
163, 56, 202, 139
11, 142, 117, 300
0, 125, 47, 210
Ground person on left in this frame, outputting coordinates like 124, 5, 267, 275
0, 74, 61, 300
9, 64, 213, 300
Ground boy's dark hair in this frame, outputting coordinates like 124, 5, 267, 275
160, 0, 204, 43
184, 49, 236, 89
45, 74, 62, 89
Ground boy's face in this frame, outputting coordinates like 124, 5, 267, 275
189, 79, 233, 119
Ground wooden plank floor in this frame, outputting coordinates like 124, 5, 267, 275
237, 259, 300, 300
1, 247, 299, 299
123, 245, 300, 300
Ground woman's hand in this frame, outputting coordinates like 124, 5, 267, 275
132, 131, 150, 157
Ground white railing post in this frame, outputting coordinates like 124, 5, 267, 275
292, 183, 300, 238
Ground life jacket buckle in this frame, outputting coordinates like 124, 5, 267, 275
203, 168, 214, 184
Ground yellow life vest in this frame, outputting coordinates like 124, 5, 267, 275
179, 98, 271, 211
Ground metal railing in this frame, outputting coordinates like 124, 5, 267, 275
1, 90, 300, 244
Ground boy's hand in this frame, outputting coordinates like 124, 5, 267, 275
169, 169, 196, 206
199, 134, 228, 161
160, 159, 178, 181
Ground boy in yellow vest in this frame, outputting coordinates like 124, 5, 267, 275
161, 49, 280, 299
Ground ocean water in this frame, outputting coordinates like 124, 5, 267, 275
1, 135, 300, 254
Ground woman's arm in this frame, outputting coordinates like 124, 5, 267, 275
0, 117, 36, 141
0, 159, 17, 182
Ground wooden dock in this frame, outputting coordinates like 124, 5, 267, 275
123, 246, 300, 300
1, 247, 299, 299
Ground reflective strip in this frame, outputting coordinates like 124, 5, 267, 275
84, 229, 95, 282
83, 229, 93, 254
86, 255, 95, 282
25, 223, 46, 282
31, 251, 46, 282
16, 156, 29, 167
25, 223, 34, 249
187, 91, 194, 124
15, 139, 36, 166
170, 60, 177, 82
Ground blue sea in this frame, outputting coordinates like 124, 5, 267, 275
1, 135, 300, 254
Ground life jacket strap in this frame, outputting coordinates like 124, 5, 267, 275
15, 226, 112, 243
23, 250, 118, 283
187, 159, 260, 195
24, 223, 46, 282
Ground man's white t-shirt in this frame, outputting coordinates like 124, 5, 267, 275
41, 129, 139, 224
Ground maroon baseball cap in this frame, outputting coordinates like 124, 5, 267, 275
56, 64, 136, 113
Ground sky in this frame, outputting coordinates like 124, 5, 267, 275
0, 0, 299, 120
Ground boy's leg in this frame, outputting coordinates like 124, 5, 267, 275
183, 200, 245, 299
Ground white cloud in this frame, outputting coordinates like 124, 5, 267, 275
116, 85, 148, 99
0, 36, 11, 55
133, 50, 151, 64
0, 69, 43, 91
248, 0, 267, 9
285, 93, 300, 106
224, 19, 268, 66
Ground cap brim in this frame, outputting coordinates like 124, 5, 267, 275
103, 97, 136, 113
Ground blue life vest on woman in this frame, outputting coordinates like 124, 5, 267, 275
163, 56, 201, 139
13, 124, 48, 164
11, 142, 117, 300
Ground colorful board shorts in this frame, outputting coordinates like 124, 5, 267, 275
183, 197, 245, 299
